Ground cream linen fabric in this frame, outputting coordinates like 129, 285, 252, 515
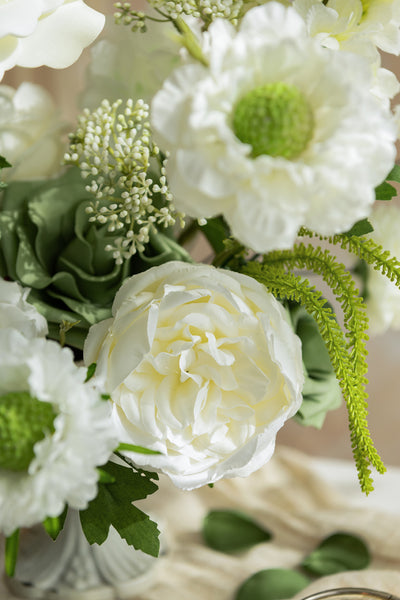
1, 446, 400, 599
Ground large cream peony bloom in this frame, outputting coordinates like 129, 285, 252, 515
0, 330, 117, 535
84, 261, 304, 490
0, 0, 105, 81
151, 2, 397, 253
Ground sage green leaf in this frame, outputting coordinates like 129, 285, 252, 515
43, 508, 68, 540
0, 155, 11, 169
301, 532, 370, 576
202, 509, 272, 553
80, 461, 160, 557
345, 218, 373, 237
235, 569, 311, 600
289, 302, 341, 428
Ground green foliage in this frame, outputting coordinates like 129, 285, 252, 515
200, 217, 231, 254
79, 460, 160, 557
85, 362, 97, 383
241, 261, 384, 493
0, 155, 11, 190
5, 529, 19, 577
288, 303, 341, 428
235, 569, 311, 600
345, 218, 373, 237
301, 532, 370, 576
43, 508, 68, 540
202, 509, 272, 553
116, 443, 162, 455
375, 163, 400, 200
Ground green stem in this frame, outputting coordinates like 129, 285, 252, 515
5, 529, 20, 577
172, 17, 209, 66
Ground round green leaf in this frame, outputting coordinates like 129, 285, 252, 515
235, 568, 311, 600
301, 532, 370, 576
202, 509, 272, 553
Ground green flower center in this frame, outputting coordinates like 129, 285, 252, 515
0, 391, 56, 472
232, 82, 314, 159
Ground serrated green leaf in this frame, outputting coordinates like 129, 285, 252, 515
235, 569, 311, 600
202, 509, 272, 553
375, 181, 397, 200
5, 529, 19, 577
117, 442, 162, 455
80, 461, 160, 557
43, 507, 68, 540
85, 362, 96, 382
301, 532, 370, 576
345, 218, 373, 237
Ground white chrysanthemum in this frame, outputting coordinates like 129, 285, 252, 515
365, 204, 400, 335
0, 0, 105, 81
0, 330, 117, 535
0, 277, 47, 338
151, 3, 397, 253
84, 261, 304, 490
0, 83, 66, 181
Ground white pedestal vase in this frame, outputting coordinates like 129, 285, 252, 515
5, 510, 165, 600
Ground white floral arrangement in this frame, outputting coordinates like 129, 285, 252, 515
1, 0, 400, 588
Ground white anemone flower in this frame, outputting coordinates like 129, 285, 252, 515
0, 0, 105, 81
0, 277, 48, 338
365, 204, 400, 335
84, 261, 304, 490
0, 330, 117, 535
151, 3, 397, 253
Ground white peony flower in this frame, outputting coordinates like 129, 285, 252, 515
365, 204, 400, 335
0, 82, 66, 180
84, 261, 304, 490
0, 277, 48, 338
0, 0, 105, 81
151, 3, 397, 254
0, 330, 118, 535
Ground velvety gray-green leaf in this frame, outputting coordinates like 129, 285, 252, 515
301, 532, 370, 576
235, 569, 311, 600
202, 509, 272, 553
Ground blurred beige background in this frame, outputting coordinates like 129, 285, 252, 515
3, 0, 400, 471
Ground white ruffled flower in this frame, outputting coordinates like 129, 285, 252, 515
151, 3, 397, 253
293, 0, 400, 56
292, 0, 400, 105
0, 277, 47, 338
0, 330, 117, 535
84, 261, 304, 490
0, 82, 66, 181
0, 0, 105, 81
365, 204, 400, 335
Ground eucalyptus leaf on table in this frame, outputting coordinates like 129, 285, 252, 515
301, 532, 370, 576
235, 568, 311, 600
202, 509, 272, 553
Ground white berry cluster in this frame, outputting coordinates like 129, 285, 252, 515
150, 0, 243, 24
65, 98, 180, 265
